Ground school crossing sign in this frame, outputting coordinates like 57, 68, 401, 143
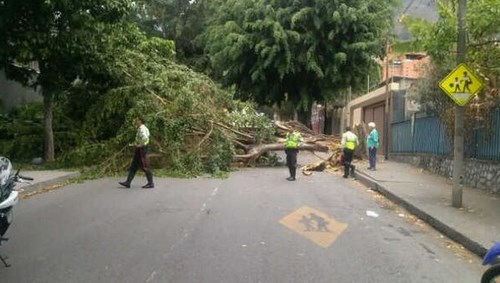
439, 63, 485, 106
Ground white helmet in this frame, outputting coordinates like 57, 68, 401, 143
368, 122, 376, 128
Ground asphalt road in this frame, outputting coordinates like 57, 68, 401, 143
1, 165, 484, 283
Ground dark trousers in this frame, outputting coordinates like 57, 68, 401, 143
369, 147, 377, 169
343, 149, 355, 177
285, 148, 298, 178
125, 146, 154, 185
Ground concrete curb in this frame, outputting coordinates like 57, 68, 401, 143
20, 172, 81, 193
355, 170, 488, 258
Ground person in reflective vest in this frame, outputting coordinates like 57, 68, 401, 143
284, 131, 302, 181
341, 126, 359, 178
119, 117, 155, 189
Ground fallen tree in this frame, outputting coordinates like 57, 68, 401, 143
234, 142, 329, 163
57, 39, 348, 177
232, 119, 350, 176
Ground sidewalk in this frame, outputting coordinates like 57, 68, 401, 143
354, 159, 499, 257
16, 170, 80, 196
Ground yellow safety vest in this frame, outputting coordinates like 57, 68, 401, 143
285, 132, 301, 149
345, 136, 357, 150
343, 131, 358, 150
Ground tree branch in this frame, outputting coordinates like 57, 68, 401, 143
234, 143, 329, 163
469, 39, 500, 48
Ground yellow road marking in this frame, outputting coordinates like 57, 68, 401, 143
279, 206, 348, 248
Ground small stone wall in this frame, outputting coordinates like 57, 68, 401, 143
391, 153, 500, 194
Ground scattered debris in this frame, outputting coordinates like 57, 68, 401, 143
366, 210, 379, 218
243, 121, 366, 174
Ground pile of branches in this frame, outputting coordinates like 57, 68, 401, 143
234, 120, 331, 165
234, 120, 350, 176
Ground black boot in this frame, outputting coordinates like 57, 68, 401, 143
142, 171, 154, 188
288, 167, 296, 181
119, 170, 135, 188
350, 165, 356, 178
343, 162, 350, 178
119, 181, 131, 188
287, 166, 294, 181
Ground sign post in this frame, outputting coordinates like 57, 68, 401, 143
438, 0, 484, 208
439, 62, 484, 208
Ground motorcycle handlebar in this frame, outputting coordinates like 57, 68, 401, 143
18, 175, 34, 181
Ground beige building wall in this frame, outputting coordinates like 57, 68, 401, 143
352, 108, 362, 127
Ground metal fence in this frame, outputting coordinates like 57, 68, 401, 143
470, 110, 500, 160
391, 109, 500, 161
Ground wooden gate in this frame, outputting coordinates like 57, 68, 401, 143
363, 103, 385, 155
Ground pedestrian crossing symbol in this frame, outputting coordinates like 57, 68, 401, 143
279, 206, 347, 248
439, 63, 484, 106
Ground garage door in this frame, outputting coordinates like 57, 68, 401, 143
363, 104, 385, 155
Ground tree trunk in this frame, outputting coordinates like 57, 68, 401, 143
43, 92, 55, 162
234, 142, 329, 164
297, 109, 312, 129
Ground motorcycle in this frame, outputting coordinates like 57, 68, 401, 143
482, 242, 500, 283
0, 157, 32, 267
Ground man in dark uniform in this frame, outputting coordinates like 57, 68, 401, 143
119, 117, 154, 189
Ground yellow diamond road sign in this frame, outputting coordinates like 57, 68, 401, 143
439, 63, 485, 106
279, 206, 347, 248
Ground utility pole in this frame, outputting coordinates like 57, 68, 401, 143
452, 0, 467, 208
367, 75, 370, 93
384, 37, 390, 160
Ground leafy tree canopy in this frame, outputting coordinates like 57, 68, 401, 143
200, 0, 397, 109
0, 0, 132, 91
132, 0, 208, 68
0, 0, 136, 161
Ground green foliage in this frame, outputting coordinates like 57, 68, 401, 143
391, 41, 424, 54
0, 0, 284, 179
0, 0, 134, 91
0, 102, 79, 162
406, 67, 453, 117
58, 34, 246, 177
205, 131, 234, 175
0, 103, 43, 161
467, 0, 500, 75
132, 0, 207, 69
201, 0, 398, 108
227, 101, 276, 144
0, 0, 141, 161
